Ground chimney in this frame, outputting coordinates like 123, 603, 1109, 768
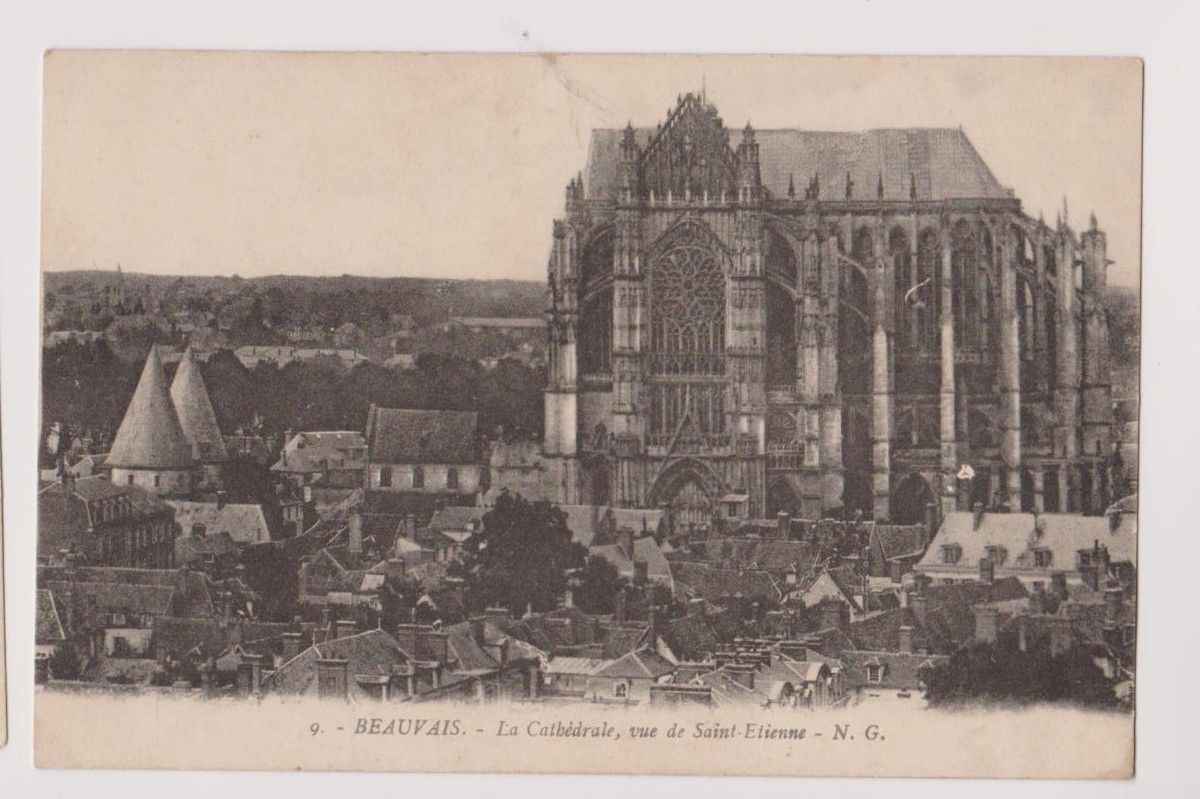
417, 629, 450, 665
394, 623, 422, 659
776, 511, 790, 540
1108, 508, 1121, 534
898, 624, 914, 654
923, 501, 939, 540
348, 510, 363, 555
615, 587, 628, 623
405, 514, 417, 540
316, 657, 350, 700
978, 557, 995, 584
244, 652, 266, 695
483, 606, 512, 627
1051, 571, 1069, 603
216, 490, 228, 510
633, 559, 649, 586
649, 605, 664, 641
621, 527, 635, 559
910, 593, 928, 626
1029, 582, 1048, 615
280, 631, 304, 663
335, 619, 358, 640
973, 605, 999, 644
470, 616, 485, 646
726, 662, 756, 690
889, 559, 903, 584
972, 502, 985, 530
1104, 583, 1124, 624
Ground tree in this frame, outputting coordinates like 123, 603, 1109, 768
923, 641, 1119, 710
574, 555, 628, 615
459, 491, 585, 614
49, 640, 83, 681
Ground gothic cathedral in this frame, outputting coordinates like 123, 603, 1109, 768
543, 93, 1118, 528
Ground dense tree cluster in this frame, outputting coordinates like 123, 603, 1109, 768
41, 340, 545, 464
923, 642, 1120, 709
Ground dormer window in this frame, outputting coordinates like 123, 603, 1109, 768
940, 543, 963, 565
1032, 548, 1053, 568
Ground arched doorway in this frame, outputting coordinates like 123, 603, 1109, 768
767, 477, 802, 518
649, 459, 720, 533
892, 472, 935, 525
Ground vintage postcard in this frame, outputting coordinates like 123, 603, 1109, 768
34, 51, 1140, 777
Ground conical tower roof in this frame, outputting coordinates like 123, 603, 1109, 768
108, 346, 194, 470
170, 346, 227, 463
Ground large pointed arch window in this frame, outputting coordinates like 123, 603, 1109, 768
646, 226, 726, 443
891, 227, 912, 348
915, 228, 941, 352
951, 220, 980, 350
579, 230, 614, 377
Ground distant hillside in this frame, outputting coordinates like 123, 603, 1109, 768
44, 270, 547, 331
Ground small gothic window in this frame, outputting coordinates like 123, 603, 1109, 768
867, 664, 883, 683
379, 466, 393, 488
412, 466, 425, 489
614, 682, 628, 698
447, 468, 459, 490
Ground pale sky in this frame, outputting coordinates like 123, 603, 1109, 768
42, 52, 1142, 287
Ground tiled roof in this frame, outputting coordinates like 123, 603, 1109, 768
267, 628, 410, 698
688, 537, 821, 576
365, 406, 478, 465
556, 504, 664, 547
873, 524, 928, 561
585, 126, 1010, 202
167, 500, 272, 546
46, 580, 175, 617
916, 511, 1137, 576
592, 647, 675, 680
36, 589, 66, 645
108, 346, 194, 470
671, 561, 780, 605
839, 650, 948, 691
428, 505, 487, 533
588, 536, 673, 586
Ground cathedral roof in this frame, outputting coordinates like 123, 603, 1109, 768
108, 346, 194, 470
585, 127, 1011, 203
170, 346, 227, 463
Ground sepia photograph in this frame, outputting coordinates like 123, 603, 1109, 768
29, 50, 1141, 778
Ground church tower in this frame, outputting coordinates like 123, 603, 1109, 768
108, 346, 195, 496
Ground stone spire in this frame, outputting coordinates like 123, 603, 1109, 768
109, 346, 194, 470
171, 346, 227, 463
